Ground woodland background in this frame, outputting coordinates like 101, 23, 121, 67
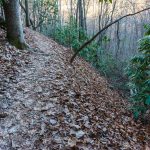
4, 0, 148, 92
0, 0, 150, 149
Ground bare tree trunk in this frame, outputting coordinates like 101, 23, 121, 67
2, 0, 27, 49
79, 0, 84, 29
33, 0, 36, 30
70, 0, 73, 15
78, 0, 84, 40
76, 0, 79, 27
58, 0, 62, 26
83, 0, 87, 33
25, 0, 30, 27
0, 5, 4, 17
116, 21, 120, 59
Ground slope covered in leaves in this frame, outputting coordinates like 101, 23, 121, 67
0, 28, 150, 150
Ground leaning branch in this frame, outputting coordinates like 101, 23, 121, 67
70, 7, 150, 63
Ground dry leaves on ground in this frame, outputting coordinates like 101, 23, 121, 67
0, 28, 150, 150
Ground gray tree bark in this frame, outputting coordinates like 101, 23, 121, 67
78, 0, 84, 40
25, 0, 30, 27
2, 0, 27, 49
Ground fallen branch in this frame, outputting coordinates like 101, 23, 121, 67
70, 7, 150, 63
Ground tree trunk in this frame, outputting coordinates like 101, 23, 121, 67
0, 5, 4, 17
2, 0, 27, 49
78, 0, 84, 40
83, 0, 87, 33
0, 16, 5, 29
25, 0, 30, 27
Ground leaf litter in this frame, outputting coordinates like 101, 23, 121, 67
0, 28, 150, 150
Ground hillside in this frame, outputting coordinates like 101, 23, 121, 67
0, 28, 150, 150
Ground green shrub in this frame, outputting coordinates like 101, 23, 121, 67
126, 25, 150, 119
53, 18, 80, 48
53, 17, 99, 63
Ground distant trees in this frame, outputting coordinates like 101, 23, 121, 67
70, 6, 150, 63
2, 0, 27, 49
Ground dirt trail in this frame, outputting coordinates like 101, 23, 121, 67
0, 29, 149, 150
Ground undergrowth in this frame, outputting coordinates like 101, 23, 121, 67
126, 24, 150, 119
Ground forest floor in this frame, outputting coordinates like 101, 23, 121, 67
0, 28, 150, 150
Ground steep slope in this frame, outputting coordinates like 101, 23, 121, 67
0, 28, 150, 150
